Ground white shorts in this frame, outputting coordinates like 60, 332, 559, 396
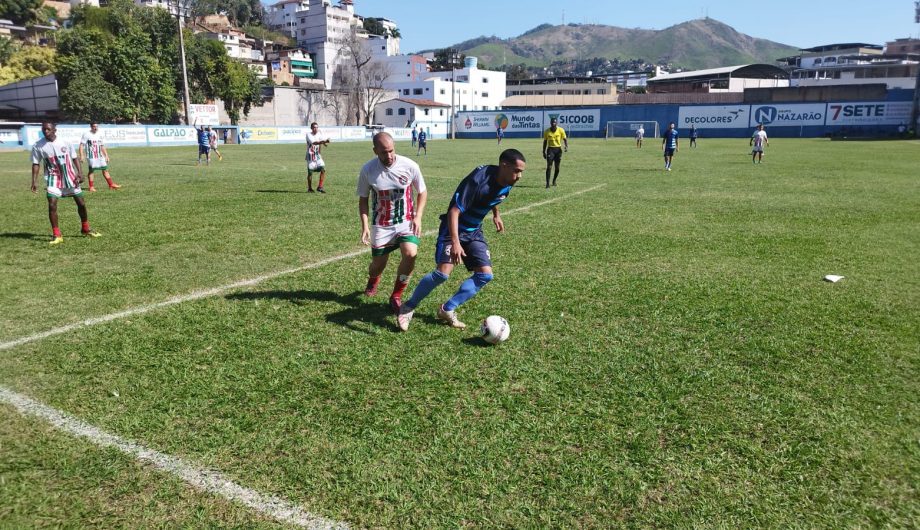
47, 185, 82, 198
371, 222, 418, 254
752, 146, 764, 153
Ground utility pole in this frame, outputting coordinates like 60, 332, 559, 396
175, 0, 192, 125
450, 49, 460, 140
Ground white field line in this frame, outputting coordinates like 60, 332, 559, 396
0, 386, 348, 529
0, 183, 604, 353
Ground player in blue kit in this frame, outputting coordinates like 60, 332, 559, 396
397, 149, 527, 331
196, 124, 211, 165
662, 122, 679, 171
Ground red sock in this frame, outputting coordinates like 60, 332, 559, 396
365, 275, 381, 292
81, 221, 90, 233
52, 227, 62, 237
391, 274, 410, 299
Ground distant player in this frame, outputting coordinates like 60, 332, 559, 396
662, 122, 679, 171
79, 122, 121, 191
411, 126, 418, 148
397, 149, 527, 332
496, 125, 504, 145
31, 122, 101, 245
689, 125, 699, 148
196, 124, 211, 165
208, 127, 223, 161
358, 132, 428, 313
542, 117, 568, 188
417, 128, 427, 156
750, 124, 769, 163
635, 125, 645, 148
306, 122, 331, 193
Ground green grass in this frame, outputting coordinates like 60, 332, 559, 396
1, 137, 918, 527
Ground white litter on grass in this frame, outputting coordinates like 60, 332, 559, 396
823, 275, 845, 283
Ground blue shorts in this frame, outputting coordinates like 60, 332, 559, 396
664, 148, 675, 157
435, 221, 491, 270
199, 145, 210, 155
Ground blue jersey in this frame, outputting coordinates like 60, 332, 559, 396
197, 129, 210, 147
445, 165, 513, 232
664, 129, 679, 150
418, 131, 427, 144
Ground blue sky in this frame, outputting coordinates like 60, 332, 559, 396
345, 0, 919, 54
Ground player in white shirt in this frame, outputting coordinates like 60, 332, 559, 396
31, 122, 101, 245
750, 124, 769, 163
306, 122, 330, 193
208, 127, 223, 161
357, 132, 428, 313
635, 125, 645, 148
78, 123, 121, 191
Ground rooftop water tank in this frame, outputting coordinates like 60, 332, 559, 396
464, 56, 478, 69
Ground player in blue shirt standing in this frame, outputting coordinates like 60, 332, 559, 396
417, 129, 427, 156
397, 149, 527, 331
196, 124, 211, 166
662, 122, 679, 171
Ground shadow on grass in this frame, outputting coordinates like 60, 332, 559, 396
0, 232, 47, 241
255, 189, 310, 194
461, 336, 493, 348
225, 289, 394, 334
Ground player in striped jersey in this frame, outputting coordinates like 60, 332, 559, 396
79, 123, 121, 191
31, 122, 100, 245
397, 148, 527, 331
358, 132, 428, 313
662, 122, 679, 171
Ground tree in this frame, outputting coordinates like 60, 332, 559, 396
0, 36, 18, 65
0, 0, 43, 25
0, 44, 55, 85
429, 48, 465, 72
336, 28, 394, 125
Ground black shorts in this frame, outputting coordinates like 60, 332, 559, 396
199, 145, 210, 155
545, 147, 563, 162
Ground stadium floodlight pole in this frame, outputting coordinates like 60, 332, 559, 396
175, 0, 192, 125
450, 49, 458, 140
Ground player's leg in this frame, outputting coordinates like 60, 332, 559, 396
87, 170, 97, 192
317, 168, 326, 193
439, 233, 493, 329
365, 252, 389, 296
74, 195, 98, 236
398, 230, 453, 330
102, 169, 120, 189
545, 156, 552, 188
46, 196, 62, 243
552, 155, 561, 185
306, 168, 314, 192
390, 238, 420, 309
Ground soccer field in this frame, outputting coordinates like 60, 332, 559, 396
1, 137, 917, 527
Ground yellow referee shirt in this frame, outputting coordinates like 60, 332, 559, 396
543, 126, 567, 148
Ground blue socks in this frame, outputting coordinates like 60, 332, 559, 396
405, 270, 448, 309
443, 272, 493, 311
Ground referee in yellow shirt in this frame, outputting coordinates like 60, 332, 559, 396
541, 117, 568, 188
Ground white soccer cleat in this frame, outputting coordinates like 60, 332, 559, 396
397, 306, 414, 331
437, 305, 466, 329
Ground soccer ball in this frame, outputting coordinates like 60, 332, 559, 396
480, 315, 510, 344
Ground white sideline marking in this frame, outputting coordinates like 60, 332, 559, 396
0, 386, 348, 529
0, 183, 604, 353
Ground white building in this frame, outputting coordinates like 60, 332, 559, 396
397, 56, 506, 112
779, 43, 919, 90
376, 97, 450, 135
264, 0, 310, 39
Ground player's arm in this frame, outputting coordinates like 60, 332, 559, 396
358, 196, 371, 245
447, 206, 465, 264
101, 144, 110, 163
73, 147, 84, 184
78, 141, 85, 162
30, 163, 40, 193
412, 189, 427, 236
492, 206, 504, 233
542, 136, 548, 158
563, 131, 568, 152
